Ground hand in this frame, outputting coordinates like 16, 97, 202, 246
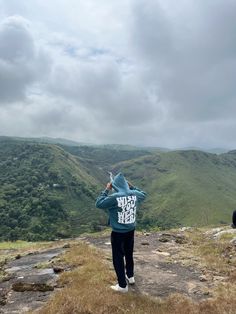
127, 181, 133, 189
106, 182, 112, 190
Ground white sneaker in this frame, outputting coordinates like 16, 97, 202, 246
126, 275, 135, 285
110, 284, 128, 293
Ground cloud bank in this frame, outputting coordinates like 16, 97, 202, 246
0, 0, 236, 148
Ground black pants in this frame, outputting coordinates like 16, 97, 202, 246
111, 229, 134, 288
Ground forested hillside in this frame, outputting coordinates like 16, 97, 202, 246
0, 140, 105, 241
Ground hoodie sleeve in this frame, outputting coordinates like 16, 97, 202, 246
95, 189, 117, 209
130, 186, 147, 203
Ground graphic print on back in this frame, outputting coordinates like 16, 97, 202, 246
116, 195, 137, 224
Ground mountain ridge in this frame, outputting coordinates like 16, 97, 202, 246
0, 135, 231, 154
0, 137, 235, 240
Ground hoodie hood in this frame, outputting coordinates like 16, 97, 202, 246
112, 172, 129, 192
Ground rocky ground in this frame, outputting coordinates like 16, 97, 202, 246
0, 246, 67, 313
0, 227, 235, 313
83, 227, 236, 300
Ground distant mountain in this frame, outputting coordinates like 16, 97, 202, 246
179, 147, 229, 154
0, 136, 169, 152
95, 144, 170, 152
60, 144, 151, 169
0, 136, 84, 146
0, 136, 231, 154
204, 148, 230, 154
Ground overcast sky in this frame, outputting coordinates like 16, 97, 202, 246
0, 0, 235, 148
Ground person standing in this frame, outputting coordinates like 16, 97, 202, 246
95, 172, 146, 293
232, 210, 236, 228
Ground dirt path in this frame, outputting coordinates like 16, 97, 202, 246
0, 247, 65, 314
84, 231, 213, 300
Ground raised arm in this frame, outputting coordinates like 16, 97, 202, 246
95, 183, 117, 209
128, 183, 147, 203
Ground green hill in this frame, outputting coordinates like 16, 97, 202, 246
111, 150, 236, 228
0, 139, 106, 241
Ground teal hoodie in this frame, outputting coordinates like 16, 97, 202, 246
95, 173, 146, 233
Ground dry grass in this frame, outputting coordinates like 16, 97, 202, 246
184, 229, 235, 275
35, 240, 236, 314
36, 242, 161, 314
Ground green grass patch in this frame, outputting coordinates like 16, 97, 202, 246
0, 240, 51, 250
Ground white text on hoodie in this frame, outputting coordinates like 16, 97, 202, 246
116, 195, 137, 224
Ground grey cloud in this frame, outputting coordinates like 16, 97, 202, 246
29, 102, 82, 133
47, 56, 160, 127
155, 119, 236, 150
0, 16, 34, 61
22, 97, 106, 143
132, 1, 173, 64
0, 15, 51, 104
131, 0, 236, 122
48, 59, 121, 105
